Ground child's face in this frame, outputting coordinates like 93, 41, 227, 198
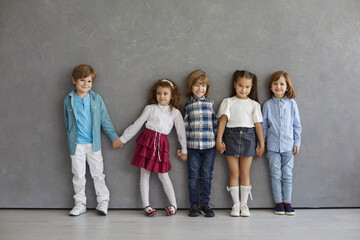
156, 86, 172, 106
271, 76, 287, 99
72, 75, 93, 97
234, 77, 252, 99
191, 81, 207, 99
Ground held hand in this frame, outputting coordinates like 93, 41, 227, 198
256, 145, 265, 158
177, 150, 187, 161
216, 141, 226, 154
112, 139, 123, 149
112, 139, 121, 149
293, 146, 300, 156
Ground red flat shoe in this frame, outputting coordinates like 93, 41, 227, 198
144, 205, 157, 217
165, 205, 177, 216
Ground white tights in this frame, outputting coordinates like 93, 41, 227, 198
140, 168, 177, 208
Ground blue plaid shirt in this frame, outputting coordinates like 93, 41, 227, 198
184, 96, 218, 150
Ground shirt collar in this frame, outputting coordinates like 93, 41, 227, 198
191, 96, 206, 102
272, 96, 287, 104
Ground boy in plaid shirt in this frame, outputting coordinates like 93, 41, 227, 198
183, 70, 217, 217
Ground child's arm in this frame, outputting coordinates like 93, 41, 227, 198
98, 96, 120, 144
261, 102, 269, 145
211, 102, 218, 135
64, 101, 69, 131
216, 115, 227, 154
174, 109, 187, 161
292, 100, 302, 156
255, 122, 265, 157
119, 105, 151, 145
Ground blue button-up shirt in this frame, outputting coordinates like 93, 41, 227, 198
64, 90, 119, 155
184, 96, 217, 150
262, 97, 302, 153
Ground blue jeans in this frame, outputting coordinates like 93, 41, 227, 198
267, 150, 294, 203
187, 147, 215, 204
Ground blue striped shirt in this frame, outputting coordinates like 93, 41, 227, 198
184, 97, 218, 150
262, 97, 302, 153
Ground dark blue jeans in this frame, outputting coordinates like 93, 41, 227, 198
187, 147, 215, 205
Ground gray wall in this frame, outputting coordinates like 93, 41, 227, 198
1, 0, 359, 209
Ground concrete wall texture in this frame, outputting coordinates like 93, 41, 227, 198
1, 0, 359, 208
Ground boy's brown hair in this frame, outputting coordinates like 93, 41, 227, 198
148, 79, 183, 112
187, 69, 210, 98
268, 71, 295, 99
72, 64, 96, 81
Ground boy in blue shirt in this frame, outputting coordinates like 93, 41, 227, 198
64, 64, 121, 216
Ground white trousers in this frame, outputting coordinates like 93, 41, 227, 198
70, 144, 110, 204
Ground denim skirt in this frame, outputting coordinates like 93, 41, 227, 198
223, 127, 256, 157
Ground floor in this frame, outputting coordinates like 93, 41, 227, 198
0, 209, 359, 240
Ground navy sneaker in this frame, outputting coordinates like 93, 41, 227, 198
284, 203, 295, 215
274, 203, 285, 215
188, 203, 200, 217
199, 204, 215, 217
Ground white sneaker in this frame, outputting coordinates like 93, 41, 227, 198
230, 204, 240, 217
69, 202, 86, 216
240, 204, 250, 217
96, 201, 109, 216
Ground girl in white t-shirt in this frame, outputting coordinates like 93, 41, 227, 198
118, 79, 187, 217
216, 70, 265, 217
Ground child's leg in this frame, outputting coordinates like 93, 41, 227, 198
239, 156, 253, 186
70, 144, 88, 204
140, 168, 151, 207
266, 151, 283, 203
239, 156, 253, 204
199, 147, 215, 204
86, 145, 110, 203
226, 156, 240, 204
158, 172, 177, 208
280, 151, 295, 204
187, 148, 201, 205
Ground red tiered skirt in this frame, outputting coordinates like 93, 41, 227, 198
130, 128, 171, 173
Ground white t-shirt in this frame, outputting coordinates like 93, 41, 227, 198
217, 96, 263, 128
120, 104, 187, 154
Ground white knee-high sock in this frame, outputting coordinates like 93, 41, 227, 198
240, 185, 252, 206
158, 172, 177, 208
227, 186, 240, 205
140, 168, 151, 208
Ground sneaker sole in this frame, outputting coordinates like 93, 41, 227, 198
275, 211, 285, 215
240, 214, 250, 217
97, 210, 107, 216
69, 210, 86, 216
286, 212, 295, 216
200, 210, 215, 217
188, 213, 200, 217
